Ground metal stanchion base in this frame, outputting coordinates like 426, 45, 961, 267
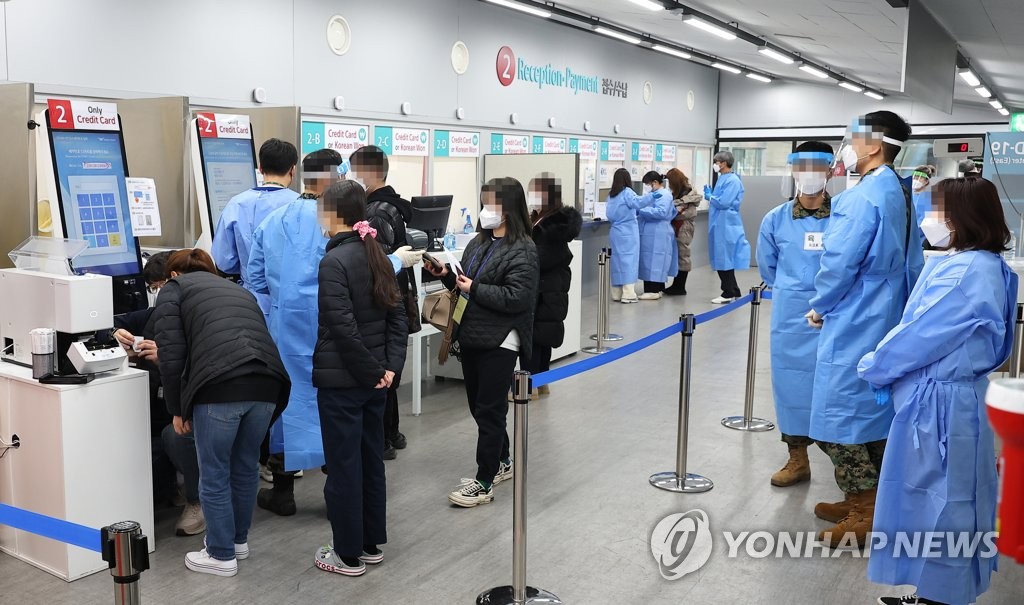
477, 586, 562, 604
581, 345, 613, 355
648, 472, 714, 493
720, 416, 776, 432
589, 333, 624, 342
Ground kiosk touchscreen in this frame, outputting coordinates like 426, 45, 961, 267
40, 99, 147, 314
191, 113, 257, 251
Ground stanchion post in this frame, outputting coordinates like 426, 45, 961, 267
722, 287, 776, 432
650, 314, 713, 493
591, 248, 622, 343
1011, 303, 1024, 379
583, 251, 613, 355
476, 372, 561, 605
100, 521, 148, 605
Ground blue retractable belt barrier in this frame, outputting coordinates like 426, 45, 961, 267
532, 290, 767, 389
0, 503, 101, 552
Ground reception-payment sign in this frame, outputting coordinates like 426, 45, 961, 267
490, 133, 531, 155
302, 121, 369, 157
435, 131, 481, 158
377, 126, 429, 157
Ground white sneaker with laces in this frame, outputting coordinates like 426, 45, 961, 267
175, 502, 205, 536
449, 479, 494, 507
638, 292, 662, 300
460, 460, 513, 487
184, 549, 237, 577
203, 536, 249, 560
711, 296, 737, 304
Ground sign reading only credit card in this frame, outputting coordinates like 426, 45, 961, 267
196, 113, 252, 139
302, 121, 369, 157
47, 99, 120, 131
435, 131, 481, 157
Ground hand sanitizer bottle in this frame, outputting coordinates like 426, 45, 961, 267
443, 229, 456, 251
462, 208, 474, 234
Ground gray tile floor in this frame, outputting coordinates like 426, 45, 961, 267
3, 267, 1023, 604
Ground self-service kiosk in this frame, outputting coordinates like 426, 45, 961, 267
35, 99, 147, 314
190, 112, 258, 252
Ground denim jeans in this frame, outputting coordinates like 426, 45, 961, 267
192, 401, 275, 561
161, 423, 200, 504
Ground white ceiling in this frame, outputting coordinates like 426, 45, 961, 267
550, 0, 1018, 112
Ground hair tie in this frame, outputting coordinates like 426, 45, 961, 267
354, 220, 377, 241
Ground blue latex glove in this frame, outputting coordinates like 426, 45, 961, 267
873, 385, 893, 407
703, 184, 712, 200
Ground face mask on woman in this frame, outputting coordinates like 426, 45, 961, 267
642, 184, 653, 195
527, 192, 543, 211
479, 207, 504, 230
920, 217, 953, 248
712, 163, 721, 174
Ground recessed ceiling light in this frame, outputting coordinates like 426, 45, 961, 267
484, 0, 551, 18
798, 63, 829, 79
864, 90, 885, 100
685, 16, 736, 40
653, 44, 691, 60
594, 26, 641, 45
746, 73, 772, 83
758, 47, 794, 65
957, 68, 981, 87
625, 0, 664, 10
839, 81, 864, 92
975, 86, 992, 98
712, 62, 742, 74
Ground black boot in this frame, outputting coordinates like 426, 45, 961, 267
664, 271, 688, 296
257, 455, 296, 516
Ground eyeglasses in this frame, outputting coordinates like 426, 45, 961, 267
147, 280, 166, 294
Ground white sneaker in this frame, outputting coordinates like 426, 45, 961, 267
448, 480, 494, 508
184, 549, 237, 577
315, 545, 366, 576
611, 286, 622, 302
620, 296, 639, 304
638, 292, 662, 301
175, 502, 206, 536
203, 536, 250, 560
711, 296, 737, 304
259, 465, 273, 482
460, 460, 513, 487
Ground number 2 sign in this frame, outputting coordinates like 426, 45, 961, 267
496, 46, 516, 87
47, 99, 75, 130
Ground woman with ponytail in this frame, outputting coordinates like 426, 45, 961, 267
311, 180, 409, 577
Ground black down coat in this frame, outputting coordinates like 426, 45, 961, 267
531, 206, 582, 349
313, 231, 409, 389
441, 234, 539, 366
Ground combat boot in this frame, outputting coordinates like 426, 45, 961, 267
817, 488, 876, 548
771, 444, 811, 487
814, 493, 854, 523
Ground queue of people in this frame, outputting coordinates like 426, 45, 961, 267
758, 111, 1015, 605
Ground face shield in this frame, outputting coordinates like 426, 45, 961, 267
783, 151, 834, 199
911, 170, 931, 192
830, 117, 905, 178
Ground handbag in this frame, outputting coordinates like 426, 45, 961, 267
422, 287, 459, 365
403, 274, 422, 335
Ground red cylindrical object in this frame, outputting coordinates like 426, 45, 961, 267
987, 379, 1024, 564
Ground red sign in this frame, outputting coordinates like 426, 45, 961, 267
47, 99, 74, 130
196, 113, 252, 139
196, 112, 217, 138
46, 99, 120, 131
496, 46, 516, 87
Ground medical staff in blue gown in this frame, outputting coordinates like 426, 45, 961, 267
859, 177, 1015, 605
637, 171, 678, 300
211, 138, 300, 321
911, 165, 936, 239
806, 111, 924, 548
606, 167, 654, 304
756, 142, 834, 488
705, 150, 751, 304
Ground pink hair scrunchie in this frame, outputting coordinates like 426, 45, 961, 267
354, 220, 378, 241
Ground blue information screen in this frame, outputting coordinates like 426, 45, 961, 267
50, 130, 141, 277
198, 137, 257, 228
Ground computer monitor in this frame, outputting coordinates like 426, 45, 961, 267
409, 195, 453, 251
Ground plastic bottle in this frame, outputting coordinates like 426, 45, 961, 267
462, 208, 474, 234
443, 229, 456, 251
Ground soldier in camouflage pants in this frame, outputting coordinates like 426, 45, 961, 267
815, 440, 886, 494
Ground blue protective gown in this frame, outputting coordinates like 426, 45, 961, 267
859, 251, 1016, 605
808, 165, 925, 444
912, 189, 932, 229
247, 198, 327, 471
756, 200, 830, 436
637, 187, 679, 282
606, 189, 653, 287
707, 172, 751, 271
211, 186, 298, 320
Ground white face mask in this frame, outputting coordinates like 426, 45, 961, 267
527, 192, 543, 211
642, 184, 653, 195
712, 163, 722, 174
793, 171, 827, 195
913, 179, 929, 192
840, 146, 865, 174
479, 207, 504, 230
920, 218, 953, 248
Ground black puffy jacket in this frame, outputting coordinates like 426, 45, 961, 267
442, 235, 539, 366
153, 272, 290, 421
532, 206, 582, 349
313, 232, 409, 389
366, 185, 415, 302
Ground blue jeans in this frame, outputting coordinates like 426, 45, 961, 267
192, 401, 275, 561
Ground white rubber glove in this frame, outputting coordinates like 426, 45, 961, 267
805, 309, 823, 329
393, 245, 424, 268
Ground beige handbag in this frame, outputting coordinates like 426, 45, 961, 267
422, 288, 459, 364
